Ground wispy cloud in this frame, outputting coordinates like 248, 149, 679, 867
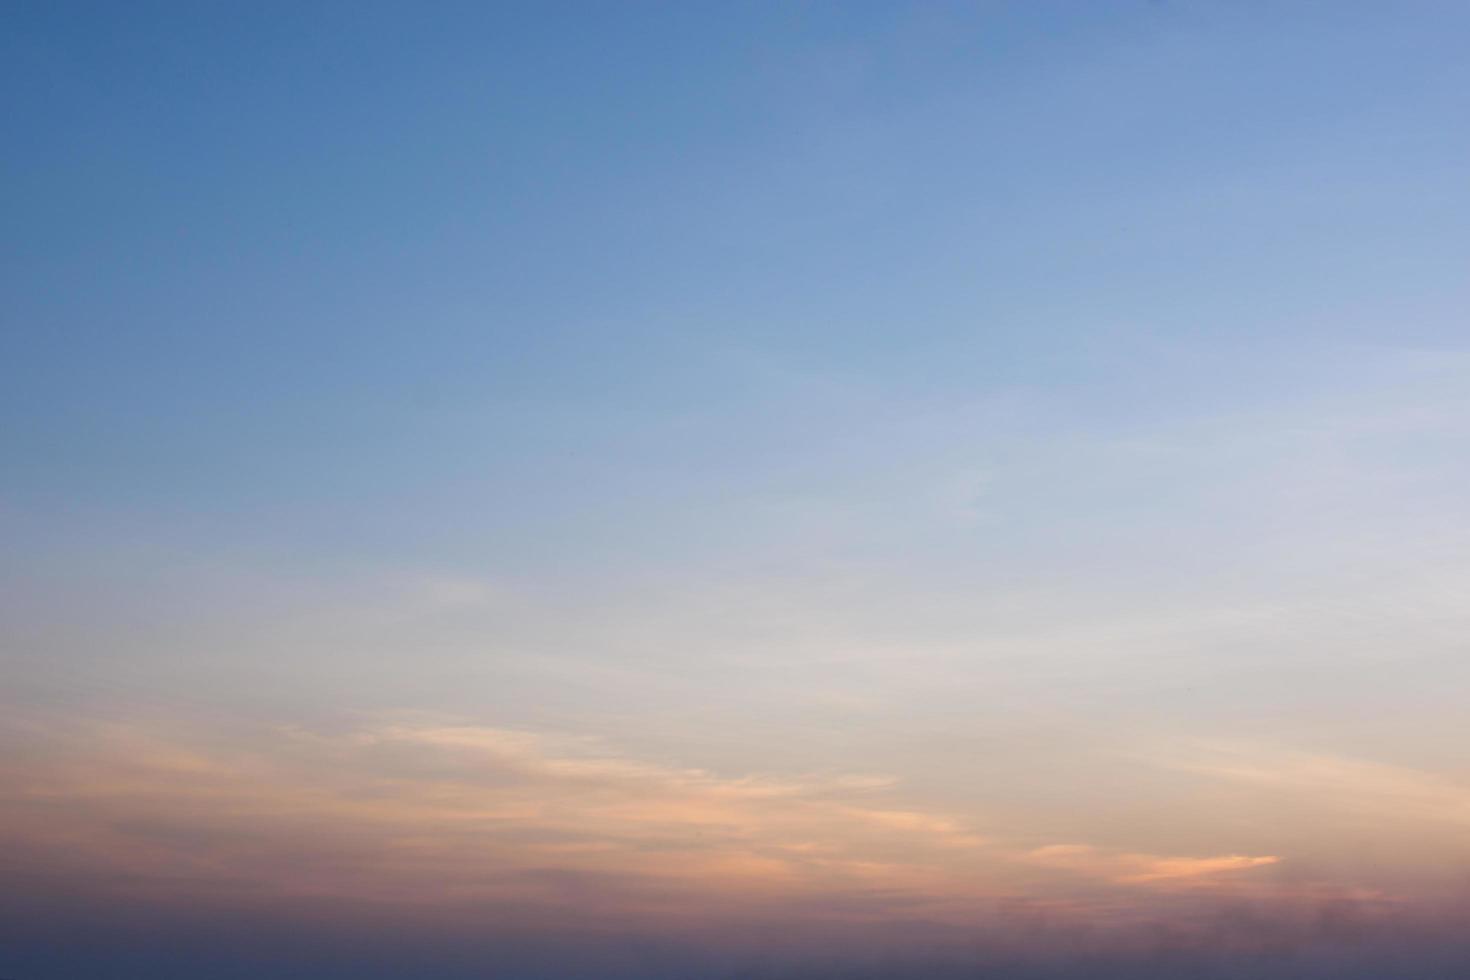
1023, 844, 1278, 885
1161, 740, 1470, 831
0, 713, 1280, 930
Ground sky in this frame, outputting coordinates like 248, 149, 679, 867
4, 2, 1470, 978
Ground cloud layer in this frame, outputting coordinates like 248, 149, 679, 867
0, 713, 1290, 936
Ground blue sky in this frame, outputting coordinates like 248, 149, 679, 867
8, 1, 1467, 527
4, 3, 1470, 979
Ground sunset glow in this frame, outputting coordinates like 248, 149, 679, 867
5, 3, 1470, 978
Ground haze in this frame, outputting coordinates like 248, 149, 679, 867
4, 3, 1470, 978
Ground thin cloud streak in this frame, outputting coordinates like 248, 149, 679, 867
0, 712, 1279, 933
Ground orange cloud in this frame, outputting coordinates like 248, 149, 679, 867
1023, 844, 1279, 886
0, 713, 1280, 933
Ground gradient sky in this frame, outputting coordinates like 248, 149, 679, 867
5, 3, 1470, 978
